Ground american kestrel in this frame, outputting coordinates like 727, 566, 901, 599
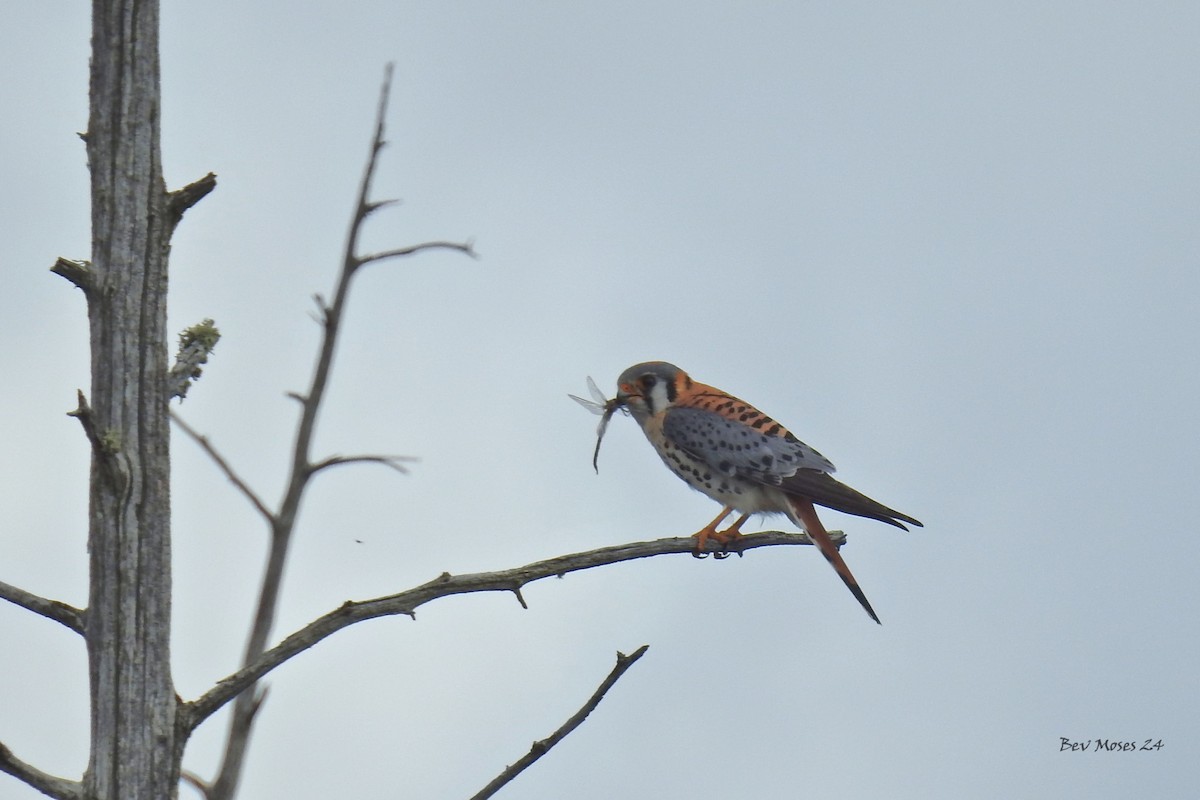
574, 361, 921, 624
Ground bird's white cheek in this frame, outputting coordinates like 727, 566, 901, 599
646, 383, 673, 415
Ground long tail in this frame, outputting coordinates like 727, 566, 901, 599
788, 495, 881, 624
782, 469, 922, 530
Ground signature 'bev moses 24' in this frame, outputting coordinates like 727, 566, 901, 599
572, 361, 921, 624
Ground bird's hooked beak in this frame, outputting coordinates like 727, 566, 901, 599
614, 383, 641, 407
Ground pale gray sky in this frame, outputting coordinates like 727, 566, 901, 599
2, 3, 1198, 798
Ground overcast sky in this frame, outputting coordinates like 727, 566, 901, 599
2, 3, 1198, 798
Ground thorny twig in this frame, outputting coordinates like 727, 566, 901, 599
468, 646, 650, 800
183, 529, 833, 730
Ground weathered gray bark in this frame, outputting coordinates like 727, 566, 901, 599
81, 1, 181, 797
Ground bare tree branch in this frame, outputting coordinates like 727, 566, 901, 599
50, 257, 95, 295
182, 529, 834, 731
469, 645, 650, 800
183, 686, 266, 800
0, 579, 85, 635
168, 172, 217, 227
307, 453, 416, 475
179, 769, 210, 799
64, 390, 130, 506
358, 239, 477, 267
202, 61, 475, 800
170, 411, 274, 523
65, 390, 104, 456
0, 741, 82, 800
169, 319, 221, 401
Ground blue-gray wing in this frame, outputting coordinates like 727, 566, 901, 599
661, 406, 835, 484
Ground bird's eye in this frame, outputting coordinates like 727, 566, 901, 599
639, 374, 657, 390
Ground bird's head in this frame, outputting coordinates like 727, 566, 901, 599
615, 361, 691, 423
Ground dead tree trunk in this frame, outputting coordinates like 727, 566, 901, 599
79, 1, 180, 797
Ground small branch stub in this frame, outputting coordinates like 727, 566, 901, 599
169, 319, 221, 400
67, 390, 116, 464
168, 172, 217, 227
50, 257, 95, 294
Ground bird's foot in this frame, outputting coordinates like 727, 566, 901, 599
689, 507, 736, 559
690, 526, 719, 559
713, 525, 747, 559
690, 514, 749, 559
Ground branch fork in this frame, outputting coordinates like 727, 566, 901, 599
182, 63, 474, 800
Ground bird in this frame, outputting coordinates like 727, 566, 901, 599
589, 361, 921, 624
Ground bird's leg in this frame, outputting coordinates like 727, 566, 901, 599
714, 513, 751, 544
710, 512, 752, 558
690, 506, 734, 558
